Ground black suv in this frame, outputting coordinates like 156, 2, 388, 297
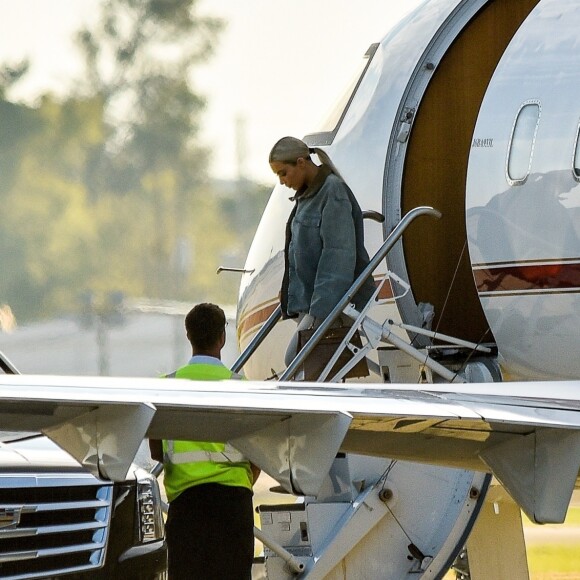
0, 351, 167, 579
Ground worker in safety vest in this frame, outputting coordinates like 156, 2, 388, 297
149, 303, 259, 580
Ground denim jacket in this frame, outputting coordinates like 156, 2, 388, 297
281, 165, 375, 320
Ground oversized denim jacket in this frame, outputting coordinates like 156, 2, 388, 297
281, 165, 375, 320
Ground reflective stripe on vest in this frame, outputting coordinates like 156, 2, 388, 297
161, 361, 252, 502
165, 441, 246, 465
165, 370, 243, 380
163, 363, 246, 466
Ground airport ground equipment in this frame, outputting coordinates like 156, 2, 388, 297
235, 208, 515, 579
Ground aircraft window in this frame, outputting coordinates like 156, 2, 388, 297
506, 102, 540, 185
305, 43, 379, 146
573, 121, 580, 181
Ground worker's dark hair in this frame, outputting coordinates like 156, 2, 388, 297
185, 303, 226, 351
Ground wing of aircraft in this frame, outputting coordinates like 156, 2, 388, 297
1, 0, 578, 577
0, 373, 578, 526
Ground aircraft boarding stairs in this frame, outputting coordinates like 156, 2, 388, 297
234, 207, 499, 580
235, 206, 496, 387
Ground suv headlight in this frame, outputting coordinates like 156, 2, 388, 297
136, 469, 165, 543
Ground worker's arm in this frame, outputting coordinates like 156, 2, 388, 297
149, 439, 164, 463
250, 463, 261, 486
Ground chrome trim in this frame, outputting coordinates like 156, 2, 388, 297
0, 473, 113, 578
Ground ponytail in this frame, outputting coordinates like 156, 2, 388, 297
309, 147, 345, 180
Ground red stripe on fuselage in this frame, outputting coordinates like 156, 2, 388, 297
237, 276, 394, 339
237, 302, 279, 342
474, 261, 580, 293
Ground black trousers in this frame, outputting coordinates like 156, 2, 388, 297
165, 483, 254, 580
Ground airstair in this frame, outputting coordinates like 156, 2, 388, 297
232, 207, 496, 580
233, 206, 497, 386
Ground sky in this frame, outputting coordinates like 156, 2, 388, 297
0, 0, 424, 183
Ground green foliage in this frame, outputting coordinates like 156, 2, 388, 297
0, 96, 102, 319
527, 544, 580, 575
0, 60, 29, 99
0, 100, 40, 195
0, 1, 270, 322
75, 0, 222, 179
563, 507, 580, 525
523, 508, 580, 578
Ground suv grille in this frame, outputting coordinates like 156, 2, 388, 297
0, 473, 113, 579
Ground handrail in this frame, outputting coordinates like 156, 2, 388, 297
280, 206, 442, 381
231, 304, 282, 374
253, 526, 305, 574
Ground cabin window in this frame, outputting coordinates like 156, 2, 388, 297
573, 121, 580, 181
506, 101, 540, 185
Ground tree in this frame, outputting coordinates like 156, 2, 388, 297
0, 61, 29, 100
0, 95, 104, 319
74, 0, 224, 299
0, 2, 269, 321
76, 0, 221, 181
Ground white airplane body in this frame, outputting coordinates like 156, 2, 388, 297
466, 1, 580, 380
1, 0, 580, 578
239, 0, 580, 383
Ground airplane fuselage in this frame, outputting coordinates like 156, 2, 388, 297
238, 0, 580, 383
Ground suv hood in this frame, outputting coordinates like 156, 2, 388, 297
0, 434, 86, 471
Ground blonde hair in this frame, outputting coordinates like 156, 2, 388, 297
269, 136, 312, 164
269, 136, 345, 179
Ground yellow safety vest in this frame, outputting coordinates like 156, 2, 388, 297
162, 362, 253, 503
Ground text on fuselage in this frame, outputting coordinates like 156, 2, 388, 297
471, 138, 494, 148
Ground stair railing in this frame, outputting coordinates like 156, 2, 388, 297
231, 206, 441, 381
280, 206, 441, 380
231, 305, 282, 374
